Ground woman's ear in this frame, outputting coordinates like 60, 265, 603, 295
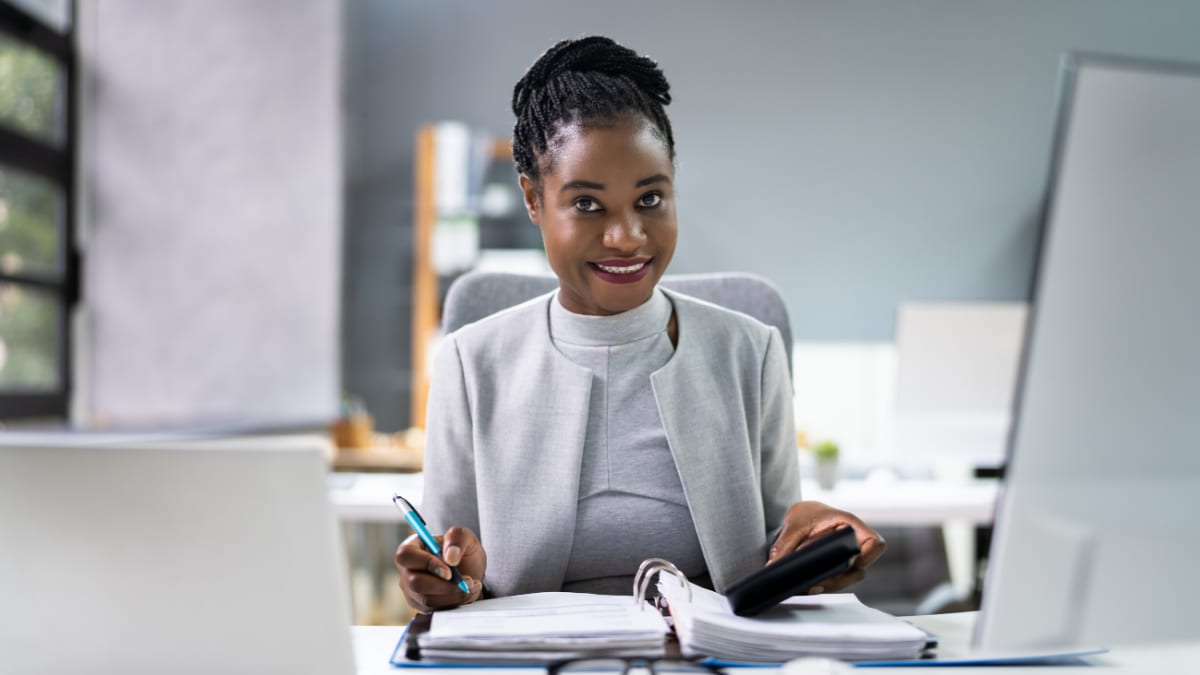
518, 174, 541, 225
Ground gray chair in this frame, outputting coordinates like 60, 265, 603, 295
441, 270, 793, 373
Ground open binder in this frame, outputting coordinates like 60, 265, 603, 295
391, 558, 929, 666
646, 561, 928, 663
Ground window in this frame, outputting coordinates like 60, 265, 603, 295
0, 0, 75, 420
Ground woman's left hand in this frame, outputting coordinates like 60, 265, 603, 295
768, 501, 887, 593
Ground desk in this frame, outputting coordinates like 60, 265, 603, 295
332, 445, 423, 473
349, 612, 1200, 674
329, 472, 424, 521
328, 473, 999, 527
329, 473, 999, 605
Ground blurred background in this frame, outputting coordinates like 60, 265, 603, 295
3, 0, 1200, 624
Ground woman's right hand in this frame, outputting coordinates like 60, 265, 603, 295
394, 525, 487, 612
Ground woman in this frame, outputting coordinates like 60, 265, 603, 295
395, 36, 885, 613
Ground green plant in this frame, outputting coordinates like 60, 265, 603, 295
812, 439, 839, 462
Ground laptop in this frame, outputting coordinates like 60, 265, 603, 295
0, 436, 356, 675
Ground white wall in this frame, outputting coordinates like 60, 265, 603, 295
79, 0, 342, 428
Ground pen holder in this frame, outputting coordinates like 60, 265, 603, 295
331, 412, 374, 449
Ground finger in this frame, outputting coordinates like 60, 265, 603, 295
395, 532, 437, 560
402, 571, 476, 611
769, 509, 819, 563
462, 576, 484, 604
442, 526, 476, 566
773, 514, 849, 563
403, 568, 469, 598
814, 567, 866, 593
404, 530, 446, 555
819, 517, 884, 568
394, 535, 427, 569
394, 539, 436, 570
855, 532, 887, 569
395, 543, 453, 581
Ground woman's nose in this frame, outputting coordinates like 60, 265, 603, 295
603, 215, 646, 251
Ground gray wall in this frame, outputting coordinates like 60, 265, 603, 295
81, 0, 342, 428
344, 0, 1200, 429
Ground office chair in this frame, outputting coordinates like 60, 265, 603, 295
440, 270, 793, 373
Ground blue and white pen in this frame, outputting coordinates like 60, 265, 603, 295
392, 494, 471, 594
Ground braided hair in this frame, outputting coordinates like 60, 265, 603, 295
511, 36, 675, 186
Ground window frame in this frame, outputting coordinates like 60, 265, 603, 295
0, 0, 77, 420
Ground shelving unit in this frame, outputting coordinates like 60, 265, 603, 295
410, 125, 513, 428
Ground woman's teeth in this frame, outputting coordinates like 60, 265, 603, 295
596, 261, 646, 274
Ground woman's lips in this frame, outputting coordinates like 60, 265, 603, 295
589, 258, 652, 284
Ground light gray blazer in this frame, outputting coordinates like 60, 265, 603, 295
420, 288, 802, 597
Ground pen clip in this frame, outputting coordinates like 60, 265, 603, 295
392, 494, 422, 523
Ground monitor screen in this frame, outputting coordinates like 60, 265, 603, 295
976, 53, 1200, 650
891, 301, 1028, 468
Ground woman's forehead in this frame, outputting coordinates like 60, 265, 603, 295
542, 116, 672, 181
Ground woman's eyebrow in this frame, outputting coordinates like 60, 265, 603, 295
635, 173, 671, 188
560, 174, 672, 193
560, 179, 605, 192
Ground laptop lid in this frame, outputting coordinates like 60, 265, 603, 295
0, 437, 356, 675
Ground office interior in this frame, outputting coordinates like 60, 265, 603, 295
1, 0, 1198, 637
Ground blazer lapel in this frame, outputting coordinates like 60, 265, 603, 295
651, 293, 769, 592
486, 296, 593, 595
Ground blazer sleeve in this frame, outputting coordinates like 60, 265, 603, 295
420, 335, 482, 538
760, 327, 802, 540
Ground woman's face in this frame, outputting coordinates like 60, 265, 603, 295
520, 115, 677, 316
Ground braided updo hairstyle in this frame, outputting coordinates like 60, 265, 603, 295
511, 36, 675, 186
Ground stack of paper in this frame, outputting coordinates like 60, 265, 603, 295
414, 592, 669, 664
657, 576, 928, 663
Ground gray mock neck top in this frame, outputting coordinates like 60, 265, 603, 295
549, 289, 709, 595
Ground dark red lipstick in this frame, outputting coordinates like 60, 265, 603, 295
589, 257, 652, 284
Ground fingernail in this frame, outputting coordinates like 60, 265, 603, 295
445, 545, 462, 565
438, 566, 452, 581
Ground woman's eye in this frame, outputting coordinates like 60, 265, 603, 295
574, 198, 601, 212
639, 193, 662, 208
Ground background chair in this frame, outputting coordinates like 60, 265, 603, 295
440, 270, 793, 373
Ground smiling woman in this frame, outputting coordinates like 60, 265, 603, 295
395, 36, 887, 614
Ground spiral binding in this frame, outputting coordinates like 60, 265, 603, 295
632, 557, 691, 611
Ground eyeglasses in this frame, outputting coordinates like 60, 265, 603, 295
548, 658, 724, 675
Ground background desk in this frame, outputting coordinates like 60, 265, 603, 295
328, 473, 999, 608
348, 612, 1198, 674
328, 473, 999, 526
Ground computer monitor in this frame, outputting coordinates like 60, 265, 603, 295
0, 436, 356, 675
891, 301, 1028, 468
976, 53, 1200, 650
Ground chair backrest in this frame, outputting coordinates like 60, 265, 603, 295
441, 270, 793, 373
